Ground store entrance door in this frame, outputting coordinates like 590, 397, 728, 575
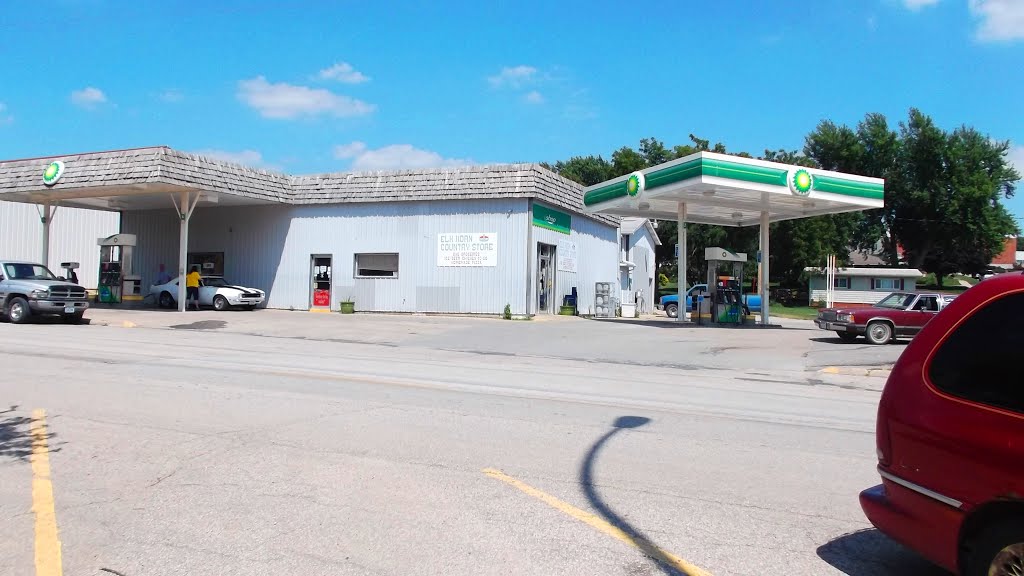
537, 243, 556, 313
311, 255, 332, 311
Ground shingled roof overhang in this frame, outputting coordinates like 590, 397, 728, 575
582, 151, 883, 227
0, 146, 616, 226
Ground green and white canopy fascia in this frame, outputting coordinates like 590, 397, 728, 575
582, 152, 884, 226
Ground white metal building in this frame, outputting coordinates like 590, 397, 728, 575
0, 200, 119, 289
0, 147, 633, 316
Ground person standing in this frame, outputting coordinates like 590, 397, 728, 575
186, 266, 202, 310
156, 263, 171, 285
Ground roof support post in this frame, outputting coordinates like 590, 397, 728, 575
760, 210, 770, 326
172, 191, 200, 312
37, 203, 57, 269
677, 202, 687, 322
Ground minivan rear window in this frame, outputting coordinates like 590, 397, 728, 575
928, 292, 1024, 414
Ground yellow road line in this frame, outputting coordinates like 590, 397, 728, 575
30, 409, 63, 576
482, 468, 712, 576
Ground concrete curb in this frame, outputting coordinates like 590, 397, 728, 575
820, 366, 893, 379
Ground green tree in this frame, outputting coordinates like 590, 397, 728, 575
543, 155, 612, 186
610, 146, 647, 175
805, 108, 1019, 284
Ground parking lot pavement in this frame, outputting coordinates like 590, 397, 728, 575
0, 315, 937, 573
81, 308, 906, 377
0, 317, 943, 576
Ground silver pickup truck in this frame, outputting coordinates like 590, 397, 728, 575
0, 260, 89, 324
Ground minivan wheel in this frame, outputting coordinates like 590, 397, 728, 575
866, 321, 893, 345
966, 522, 1024, 576
665, 303, 678, 319
7, 297, 31, 324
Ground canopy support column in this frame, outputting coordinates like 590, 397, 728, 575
760, 210, 770, 325
677, 202, 687, 322
37, 203, 57, 269
171, 191, 200, 312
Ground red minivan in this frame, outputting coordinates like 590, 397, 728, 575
860, 272, 1023, 575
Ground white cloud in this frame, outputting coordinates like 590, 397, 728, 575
0, 103, 12, 125
970, 0, 1024, 42
71, 86, 107, 109
318, 62, 370, 84
237, 76, 375, 119
333, 141, 368, 159
903, 0, 940, 9
159, 89, 184, 103
333, 141, 471, 170
1009, 145, 1024, 179
488, 65, 537, 89
192, 148, 278, 170
524, 90, 545, 104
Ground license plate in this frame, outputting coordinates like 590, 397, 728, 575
64, 305, 75, 314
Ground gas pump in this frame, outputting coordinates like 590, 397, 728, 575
96, 234, 141, 303
702, 247, 747, 325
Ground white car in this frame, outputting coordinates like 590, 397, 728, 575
150, 276, 265, 311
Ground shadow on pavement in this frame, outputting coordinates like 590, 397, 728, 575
169, 320, 228, 330
0, 405, 60, 462
580, 416, 698, 576
595, 319, 800, 331
810, 337, 909, 347
817, 529, 949, 575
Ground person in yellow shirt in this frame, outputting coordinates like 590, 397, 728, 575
185, 266, 202, 310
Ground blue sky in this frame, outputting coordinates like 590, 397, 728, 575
1, 0, 1022, 216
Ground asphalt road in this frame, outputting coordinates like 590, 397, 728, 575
0, 313, 937, 576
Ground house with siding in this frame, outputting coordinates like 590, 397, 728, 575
805, 266, 925, 307
617, 218, 660, 314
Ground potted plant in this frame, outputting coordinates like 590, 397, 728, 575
339, 299, 355, 314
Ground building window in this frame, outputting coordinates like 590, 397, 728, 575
928, 293, 1024, 414
354, 253, 399, 278
620, 234, 630, 260
834, 277, 850, 289
872, 278, 904, 291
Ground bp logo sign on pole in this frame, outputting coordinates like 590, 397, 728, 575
788, 168, 813, 197
42, 161, 65, 186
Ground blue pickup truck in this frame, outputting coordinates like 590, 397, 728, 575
658, 284, 762, 318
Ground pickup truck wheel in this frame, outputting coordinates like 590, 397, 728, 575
665, 303, 678, 319
866, 321, 893, 345
7, 297, 31, 324
837, 332, 859, 343
159, 291, 174, 309
213, 295, 229, 311
966, 521, 1024, 576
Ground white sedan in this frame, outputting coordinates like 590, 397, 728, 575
150, 276, 265, 311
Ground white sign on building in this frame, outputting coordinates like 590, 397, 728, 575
557, 240, 578, 273
437, 233, 498, 267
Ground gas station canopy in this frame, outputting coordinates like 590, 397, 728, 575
582, 152, 885, 325
582, 151, 883, 226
